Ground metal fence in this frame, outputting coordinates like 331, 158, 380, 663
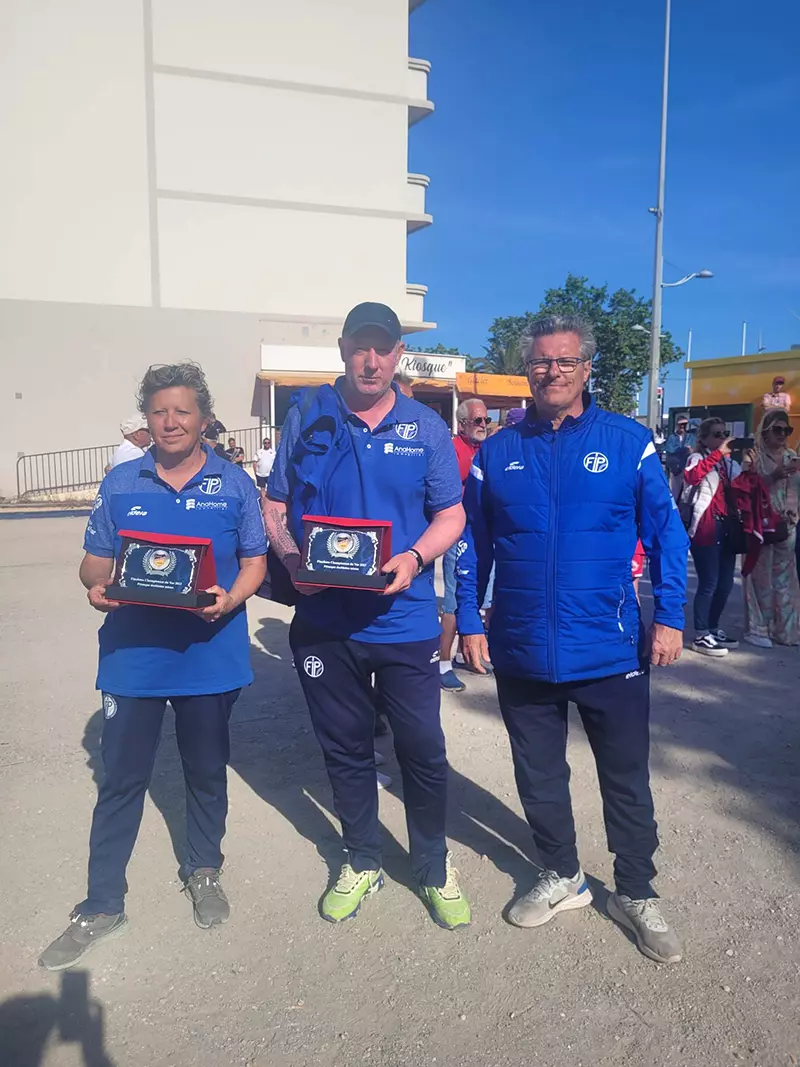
16, 444, 116, 499
223, 426, 268, 463
15, 425, 267, 499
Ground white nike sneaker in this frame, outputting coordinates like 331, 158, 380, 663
508, 868, 592, 928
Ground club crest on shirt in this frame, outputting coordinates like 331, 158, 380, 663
396, 422, 419, 441
583, 452, 609, 474
199, 475, 223, 495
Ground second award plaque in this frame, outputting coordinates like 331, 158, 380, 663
295, 515, 392, 591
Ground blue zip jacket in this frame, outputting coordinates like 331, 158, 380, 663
455, 395, 689, 683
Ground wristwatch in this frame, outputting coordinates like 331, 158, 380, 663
406, 548, 425, 575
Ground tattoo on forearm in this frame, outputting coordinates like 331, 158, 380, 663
264, 503, 300, 561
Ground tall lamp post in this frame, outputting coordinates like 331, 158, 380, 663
645, 0, 671, 432
645, 1, 713, 428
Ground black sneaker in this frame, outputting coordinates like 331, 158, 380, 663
183, 868, 230, 928
692, 633, 729, 657
38, 910, 128, 971
713, 628, 739, 649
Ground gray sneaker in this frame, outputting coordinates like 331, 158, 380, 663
607, 892, 683, 964
508, 868, 592, 928
184, 868, 230, 928
38, 910, 128, 971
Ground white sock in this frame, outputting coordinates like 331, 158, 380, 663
439, 660, 452, 675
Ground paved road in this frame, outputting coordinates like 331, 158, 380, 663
1, 518, 798, 1067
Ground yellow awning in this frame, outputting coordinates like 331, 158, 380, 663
257, 371, 338, 388
456, 372, 531, 401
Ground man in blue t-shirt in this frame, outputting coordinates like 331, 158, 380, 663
264, 301, 471, 929
39, 362, 266, 971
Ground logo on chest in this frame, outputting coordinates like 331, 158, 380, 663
504, 460, 525, 472
396, 422, 419, 441
199, 475, 222, 495
583, 452, 609, 474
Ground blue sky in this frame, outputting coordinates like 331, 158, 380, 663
407, 0, 800, 412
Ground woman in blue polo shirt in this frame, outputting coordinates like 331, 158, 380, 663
39, 362, 266, 971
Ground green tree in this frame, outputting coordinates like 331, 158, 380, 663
406, 343, 464, 356
481, 274, 682, 414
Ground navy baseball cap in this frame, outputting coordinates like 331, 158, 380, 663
342, 302, 402, 344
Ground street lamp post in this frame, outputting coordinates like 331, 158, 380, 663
644, 4, 713, 430
646, 0, 671, 433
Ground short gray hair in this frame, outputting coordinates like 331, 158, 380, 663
521, 315, 597, 363
456, 397, 486, 423
137, 362, 215, 420
394, 371, 414, 387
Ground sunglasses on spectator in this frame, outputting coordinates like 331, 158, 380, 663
769, 424, 793, 437
709, 430, 728, 439
467, 416, 493, 426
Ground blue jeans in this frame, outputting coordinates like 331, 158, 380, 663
690, 520, 737, 637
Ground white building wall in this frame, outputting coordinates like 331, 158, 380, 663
152, 0, 410, 96
0, 0, 153, 306
0, 0, 433, 498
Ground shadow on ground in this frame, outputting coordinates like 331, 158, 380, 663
0, 971, 115, 1067
81, 615, 540, 905
79, 563, 800, 932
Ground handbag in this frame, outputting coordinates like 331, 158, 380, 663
678, 482, 698, 530
721, 464, 748, 554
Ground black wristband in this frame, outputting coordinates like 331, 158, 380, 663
406, 548, 425, 574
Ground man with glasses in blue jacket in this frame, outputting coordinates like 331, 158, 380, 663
457, 315, 689, 965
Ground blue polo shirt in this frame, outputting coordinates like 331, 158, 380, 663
84, 446, 267, 697
268, 383, 462, 643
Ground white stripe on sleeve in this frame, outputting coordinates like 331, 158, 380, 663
469, 463, 484, 481
637, 440, 657, 470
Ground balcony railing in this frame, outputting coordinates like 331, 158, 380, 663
406, 173, 432, 232
405, 283, 429, 324
407, 58, 434, 125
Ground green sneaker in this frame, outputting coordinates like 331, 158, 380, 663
321, 864, 384, 923
419, 852, 471, 930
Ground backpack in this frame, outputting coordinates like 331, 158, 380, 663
677, 481, 698, 531
256, 388, 320, 606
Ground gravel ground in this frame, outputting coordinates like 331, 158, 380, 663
1, 518, 798, 1067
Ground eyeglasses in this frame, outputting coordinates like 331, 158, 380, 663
677, 422, 688, 429
709, 431, 727, 439
769, 425, 793, 437
467, 416, 493, 426
525, 357, 588, 374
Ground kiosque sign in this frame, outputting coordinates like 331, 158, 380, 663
397, 354, 466, 380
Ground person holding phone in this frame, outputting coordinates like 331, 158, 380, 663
741, 410, 800, 647
683, 418, 741, 656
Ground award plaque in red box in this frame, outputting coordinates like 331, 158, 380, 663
105, 530, 218, 609
294, 515, 392, 591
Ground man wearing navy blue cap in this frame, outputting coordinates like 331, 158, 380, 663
263, 301, 471, 929
39, 362, 267, 970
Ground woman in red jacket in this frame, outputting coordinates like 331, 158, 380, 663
683, 417, 741, 657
